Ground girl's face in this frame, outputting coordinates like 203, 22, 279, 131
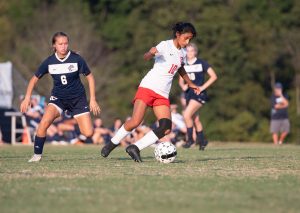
53, 36, 69, 56
176, 32, 194, 48
115, 119, 122, 127
186, 46, 197, 60
94, 118, 102, 127
274, 88, 282, 96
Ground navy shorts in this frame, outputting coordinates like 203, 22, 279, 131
48, 95, 90, 118
185, 89, 208, 105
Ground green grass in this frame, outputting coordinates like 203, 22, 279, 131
0, 143, 300, 213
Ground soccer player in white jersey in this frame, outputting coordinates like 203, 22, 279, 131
20, 32, 101, 162
101, 22, 200, 162
179, 43, 217, 150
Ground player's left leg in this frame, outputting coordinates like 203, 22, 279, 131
126, 105, 172, 162
278, 119, 290, 144
279, 132, 288, 145
194, 115, 208, 150
74, 112, 94, 143
183, 99, 202, 148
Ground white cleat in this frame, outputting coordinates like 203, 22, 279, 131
28, 154, 42, 162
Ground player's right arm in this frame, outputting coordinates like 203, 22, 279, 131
178, 67, 200, 95
274, 95, 289, 109
178, 76, 188, 92
20, 76, 39, 113
144, 47, 157, 61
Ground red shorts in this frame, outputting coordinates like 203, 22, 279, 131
133, 87, 170, 107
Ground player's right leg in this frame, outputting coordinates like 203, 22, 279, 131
270, 120, 280, 145
183, 100, 202, 148
28, 104, 61, 162
101, 100, 147, 157
272, 133, 279, 145
194, 115, 208, 150
126, 104, 172, 162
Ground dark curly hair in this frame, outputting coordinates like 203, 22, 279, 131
172, 22, 196, 38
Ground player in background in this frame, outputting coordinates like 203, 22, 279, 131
179, 43, 217, 150
20, 32, 101, 162
270, 82, 290, 145
101, 22, 200, 162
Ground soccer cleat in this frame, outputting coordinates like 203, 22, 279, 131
28, 154, 42, 162
200, 146, 206, 151
183, 140, 194, 148
199, 140, 208, 151
126, 144, 142, 162
101, 141, 118, 157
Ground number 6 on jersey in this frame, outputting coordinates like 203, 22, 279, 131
61, 75, 67, 85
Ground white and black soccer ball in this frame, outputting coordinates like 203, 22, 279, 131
154, 142, 177, 164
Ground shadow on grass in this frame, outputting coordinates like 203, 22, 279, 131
0, 156, 27, 159
196, 156, 281, 162
111, 156, 154, 161
47, 157, 99, 162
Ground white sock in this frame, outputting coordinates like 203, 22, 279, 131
111, 125, 131, 145
135, 131, 159, 150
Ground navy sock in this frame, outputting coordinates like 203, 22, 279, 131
85, 137, 93, 144
34, 136, 46, 154
196, 131, 205, 146
187, 127, 194, 142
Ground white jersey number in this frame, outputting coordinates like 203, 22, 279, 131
61, 75, 68, 85
188, 73, 196, 81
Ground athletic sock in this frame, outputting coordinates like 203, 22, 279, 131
187, 127, 194, 142
85, 137, 93, 144
196, 131, 205, 146
111, 125, 131, 145
34, 136, 46, 154
135, 130, 159, 150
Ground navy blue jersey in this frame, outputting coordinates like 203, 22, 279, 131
271, 94, 289, 120
35, 51, 91, 99
184, 58, 211, 86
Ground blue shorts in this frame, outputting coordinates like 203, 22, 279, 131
48, 95, 90, 118
185, 89, 208, 105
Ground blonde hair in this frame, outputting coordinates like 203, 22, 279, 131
186, 43, 198, 55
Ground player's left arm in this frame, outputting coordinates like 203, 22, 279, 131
201, 67, 218, 91
85, 73, 101, 116
178, 67, 200, 95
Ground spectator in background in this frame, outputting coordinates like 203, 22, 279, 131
170, 104, 186, 134
170, 104, 186, 146
92, 118, 112, 144
25, 97, 44, 129
110, 118, 122, 134
270, 82, 290, 145
0, 126, 3, 144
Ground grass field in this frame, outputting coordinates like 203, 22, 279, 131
0, 143, 300, 213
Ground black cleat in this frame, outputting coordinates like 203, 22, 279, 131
126, 145, 142, 162
199, 140, 208, 151
101, 141, 118, 157
183, 140, 194, 149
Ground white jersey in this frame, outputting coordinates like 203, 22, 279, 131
139, 39, 186, 98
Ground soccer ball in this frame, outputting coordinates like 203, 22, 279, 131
154, 142, 177, 163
